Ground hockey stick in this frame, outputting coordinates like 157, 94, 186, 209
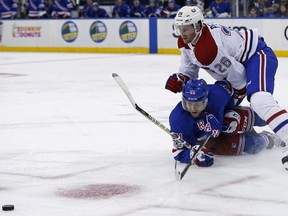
113, 73, 209, 180
112, 73, 170, 134
112, 73, 193, 150
175, 134, 212, 181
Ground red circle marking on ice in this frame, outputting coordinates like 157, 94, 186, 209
57, 184, 140, 199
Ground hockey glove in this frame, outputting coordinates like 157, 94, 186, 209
193, 146, 214, 167
173, 148, 191, 164
171, 132, 186, 149
173, 146, 214, 167
165, 73, 190, 93
222, 110, 241, 135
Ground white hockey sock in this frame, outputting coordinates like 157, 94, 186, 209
250, 92, 288, 144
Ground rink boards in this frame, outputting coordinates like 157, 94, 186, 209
0, 18, 287, 56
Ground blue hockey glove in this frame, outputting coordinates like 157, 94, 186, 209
193, 146, 214, 167
174, 148, 191, 164
165, 73, 190, 93
173, 146, 214, 167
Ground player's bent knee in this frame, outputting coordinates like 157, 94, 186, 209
244, 133, 266, 154
250, 91, 278, 120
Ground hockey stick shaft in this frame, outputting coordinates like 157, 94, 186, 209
175, 134, 212, 181
112, 73, 192, 149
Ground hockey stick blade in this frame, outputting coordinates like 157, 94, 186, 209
112, 73, 136, 108
175, 135, 212, 181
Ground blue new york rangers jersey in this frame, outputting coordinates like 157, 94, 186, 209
144, 5, 161, 17
169, 81, 234, 146
210, 1, 230, 17
129, 4, 145, 17
0, 0, 17, 19
27, 0, 45, 18
112, 3, 129, 18
52, 0, 73, 17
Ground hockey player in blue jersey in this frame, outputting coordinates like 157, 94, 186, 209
51, 0, 73, 18
112, 0, 130, 18
0, 0, 17, 19
170, 79, 234, 148
129, 0, 146, 17
208, 0, 231, 18
82, 1, 109, 18
170, 79, 285, 167
144, 0, 161, 18
23, 0, 46, 18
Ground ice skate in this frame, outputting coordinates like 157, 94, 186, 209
260, 131, 286, 149
282, 147, 288, 170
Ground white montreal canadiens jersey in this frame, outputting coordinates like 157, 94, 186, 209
178, 23, 259, 90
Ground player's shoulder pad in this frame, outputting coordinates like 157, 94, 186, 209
178, 37, 190, 49
194, 25, 218, 66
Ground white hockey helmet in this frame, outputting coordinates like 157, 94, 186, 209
174, 6, 204, 37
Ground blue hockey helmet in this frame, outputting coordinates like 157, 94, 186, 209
182, 79, 209, 117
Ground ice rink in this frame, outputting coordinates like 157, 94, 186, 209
0, 52, 288, 216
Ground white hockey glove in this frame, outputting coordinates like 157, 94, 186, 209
171, 132, 186, 149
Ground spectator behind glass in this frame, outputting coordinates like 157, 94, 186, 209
185, 0, 204, 11
280, 0, 287, 6
203, 0, 213, 11
22, 0, 46, 18
279, 4, 288, 16
81, 1, 109, 18
51, 0, 73, 18
93, 2, 109, 17
44, 0, 54, 18
248, 6, 261, 17
129, 0, 146, 17
207, 0, 231, 17
112, 0, 130, 17
0, 0, 17, 19
144, 0, 161, 17
162, 0, 181, 18
249, 0, 265, 16
265, 3, 281, 16
81, 0, 94, 17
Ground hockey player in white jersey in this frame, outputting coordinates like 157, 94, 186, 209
165, 6, 288, 169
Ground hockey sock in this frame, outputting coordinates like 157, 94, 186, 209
250, 91, 288, 144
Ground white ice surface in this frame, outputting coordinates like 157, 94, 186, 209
0, 52, 288, 216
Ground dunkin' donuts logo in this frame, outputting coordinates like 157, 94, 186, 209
12, 24, 42, 37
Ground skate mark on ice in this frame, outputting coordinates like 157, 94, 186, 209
0, 72, 26, 77
198, 175, 288, 205
0, 165, 113, 180
108, 204, 254, 216
199, 175, 259, 193
0, 187, 9, 191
